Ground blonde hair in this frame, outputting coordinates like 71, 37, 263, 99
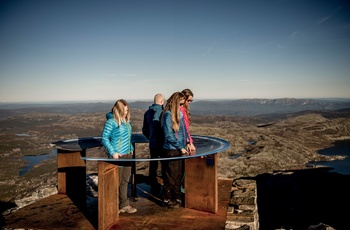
162, 92, 185, 132
112, 99, 130, 126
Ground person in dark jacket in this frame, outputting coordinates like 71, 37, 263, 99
142, 93, 165, 191
102, 99, 137, 214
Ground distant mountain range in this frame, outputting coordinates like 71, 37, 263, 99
190, 98, 350, 116
1, 98, 350, 119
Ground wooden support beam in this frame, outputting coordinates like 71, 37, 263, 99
57, 149, 86, 208
98, 161, 119, 230
184, 153, 218, 213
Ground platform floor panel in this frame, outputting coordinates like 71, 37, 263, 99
112, 178, 232, 230
2, 194, 96, 230
2, 179, 232, 230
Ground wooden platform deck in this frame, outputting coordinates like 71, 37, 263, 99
3, 179, 233, 230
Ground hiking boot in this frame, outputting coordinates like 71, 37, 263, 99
119, 205, 137, 214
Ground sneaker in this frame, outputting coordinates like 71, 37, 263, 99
163, 199, 180, 209
162, 199, 171, 208
119, 205, 137, 214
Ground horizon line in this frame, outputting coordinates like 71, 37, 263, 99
1, 97, 350, 104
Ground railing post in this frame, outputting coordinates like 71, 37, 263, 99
98, 161, 119, 230
184, 153, 218, 213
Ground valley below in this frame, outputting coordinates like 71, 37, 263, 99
1, 101, 350, 229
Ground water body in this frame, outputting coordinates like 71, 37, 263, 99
16, 134, 32, 137
310, 139, 350, 175
19, 149, 57, 176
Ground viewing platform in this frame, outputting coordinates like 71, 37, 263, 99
2, 134, 259, 230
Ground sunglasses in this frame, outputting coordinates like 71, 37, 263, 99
186, 99, 193, 103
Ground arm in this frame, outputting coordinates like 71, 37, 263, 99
180, 106, 193, 143
129, 122, 134, 153
180, 107, 195, 152
101, 119, 118, 158
142, 112, 150, 139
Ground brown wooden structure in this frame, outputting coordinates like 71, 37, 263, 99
53, 135, 230, 230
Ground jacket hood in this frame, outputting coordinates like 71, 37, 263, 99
106, 112, 113, 119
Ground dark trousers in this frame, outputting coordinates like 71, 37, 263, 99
161, 149, 182, 201
149, 147, 162, 184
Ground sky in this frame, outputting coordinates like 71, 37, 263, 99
1, 0, 350, 102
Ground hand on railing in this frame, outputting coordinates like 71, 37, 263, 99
180, 148, 189, 155
186, 143, 197, 155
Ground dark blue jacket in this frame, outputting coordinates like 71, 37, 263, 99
142, 104, 164, 149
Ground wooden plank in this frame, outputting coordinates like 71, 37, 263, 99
184, 153, 218, 213
57, 149, 86, 168
57, 171, 66, 194
98, 161, 119, 230
57, 149, 86, 208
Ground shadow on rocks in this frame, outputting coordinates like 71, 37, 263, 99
0, 201, 17, 228
255, 168, 350, 230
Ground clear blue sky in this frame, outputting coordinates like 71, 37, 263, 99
1, 0, 349, 102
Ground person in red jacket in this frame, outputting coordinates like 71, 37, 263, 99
180, 89, 196, 153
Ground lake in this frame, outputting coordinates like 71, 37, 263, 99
310, 139, 350, 175
19, 149, 57, 176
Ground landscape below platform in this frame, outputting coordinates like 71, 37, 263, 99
1, 99, 350, 229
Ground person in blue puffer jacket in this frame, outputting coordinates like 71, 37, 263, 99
101, 99, 137, 214
160, 92, 189, 209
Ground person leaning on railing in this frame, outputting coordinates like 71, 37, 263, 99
101, 99, 137, 214
161, 92, 189, 209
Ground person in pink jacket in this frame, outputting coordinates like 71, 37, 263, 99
180, 89, 196, 153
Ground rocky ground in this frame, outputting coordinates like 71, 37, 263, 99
1, 109, 350, 229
